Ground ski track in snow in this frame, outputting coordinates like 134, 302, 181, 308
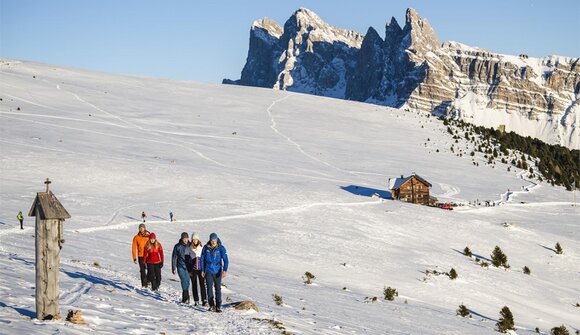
497, 169, 539, 205
73, 200, 382, 233
1, 96, 372, 186
60, 282, 92, 305
266, 94, 382, 183
436, 182, 461, 200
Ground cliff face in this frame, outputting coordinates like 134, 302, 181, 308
224, 8, 580, 149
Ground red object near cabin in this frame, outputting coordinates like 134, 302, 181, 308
441, 203, 453, 210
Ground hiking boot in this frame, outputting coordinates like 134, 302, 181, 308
202, 301, 208, 307
182, 290, 190, 304
215, 307, 222, 313
194, 301, 199, 306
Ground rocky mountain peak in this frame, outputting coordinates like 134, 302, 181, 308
282, 8, 364, 48
386, 16, 402, 34
225, 8, 579, 149
251, 17, 283, 38
403, 8, 440, 54
364, 26, 382, 42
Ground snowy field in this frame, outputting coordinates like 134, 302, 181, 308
0, 60, 578, 334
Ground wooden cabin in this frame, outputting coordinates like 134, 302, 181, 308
388, 173, 432, 205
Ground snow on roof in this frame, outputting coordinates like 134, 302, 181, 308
389, 174, 432, 190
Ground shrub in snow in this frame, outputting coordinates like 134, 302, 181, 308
456, 304, 471, 318
272, 294, 283, 306
364, 296, 378, 303
536, 327, 540, 333
523, 266, 531, 275
551, 325, 570, 335
383, 286, 398, 301
555, 242, 563, 255
464, 247, 472, 257
303, 271, 316, 284
496, 306, 515, 333
491, 246, 510, 268
480, 261, 490, 268
449, 268, 458, 280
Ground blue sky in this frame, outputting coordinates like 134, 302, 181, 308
1, 0, 579, 83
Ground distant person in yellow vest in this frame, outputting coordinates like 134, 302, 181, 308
16, 211, 23, 229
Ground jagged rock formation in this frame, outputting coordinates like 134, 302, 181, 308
224, 8, 579, 149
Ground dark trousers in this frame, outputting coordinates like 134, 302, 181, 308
147, 263, 162, 291
190, 269, 207, 303
205, 271, 222, 308
19, 219, 23, 229
138, 257, 148, 287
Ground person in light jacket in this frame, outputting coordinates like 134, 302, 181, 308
186, 232, 207, 306
200, 232, 228, 313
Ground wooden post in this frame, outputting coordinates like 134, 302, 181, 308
29, 178, 70, 320
35, 216, 61, 320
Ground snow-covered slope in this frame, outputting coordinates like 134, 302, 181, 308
0, 60, 578, 335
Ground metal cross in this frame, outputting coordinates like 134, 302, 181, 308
44, 178, 51, 192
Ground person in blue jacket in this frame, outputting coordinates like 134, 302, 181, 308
172, 232, 190, 304
200, 232, 228, 312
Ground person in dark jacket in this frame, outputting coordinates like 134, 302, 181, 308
143, 233, 164, 291
185, 232, 207, 306
200, 232, 228, 312
172, 232, 190, 303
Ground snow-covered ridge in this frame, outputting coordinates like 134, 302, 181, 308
226, 7, 580, 149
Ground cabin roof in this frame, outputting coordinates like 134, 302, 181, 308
28, 191, 71, 220
389, 174, 432, 190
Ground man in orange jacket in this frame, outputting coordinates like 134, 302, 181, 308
132, 223, 150, 287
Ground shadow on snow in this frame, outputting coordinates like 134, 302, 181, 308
340, 185, 392, 199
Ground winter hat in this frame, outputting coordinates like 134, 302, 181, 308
138, 223, 146, 229
181, 232, 189, 240
209, 232, 218, 241
149, 233, 156, 240
191, 232, 200, 241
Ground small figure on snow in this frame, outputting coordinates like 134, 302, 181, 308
132, 223, 150, 287
186, 232, 207, 306
169, 211, 174, 222
16, 211, 23, 229
172, 232, 191, 304
201, 233, 228, 313
143, 233, 164, 291
141, 211, 147, 222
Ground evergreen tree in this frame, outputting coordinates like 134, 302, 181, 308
551, 325, 570, 335
496, 306, 515, 333
491, 246, 510, 268
383, 286, 398, 301
463, 246, 472, 257
449, 268, 458, 280
456, 304, 471, 317
555, 242, 563, 255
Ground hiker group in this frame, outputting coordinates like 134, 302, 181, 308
132, 224, 229, 313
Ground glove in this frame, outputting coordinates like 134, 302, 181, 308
160, 262, 163, 269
